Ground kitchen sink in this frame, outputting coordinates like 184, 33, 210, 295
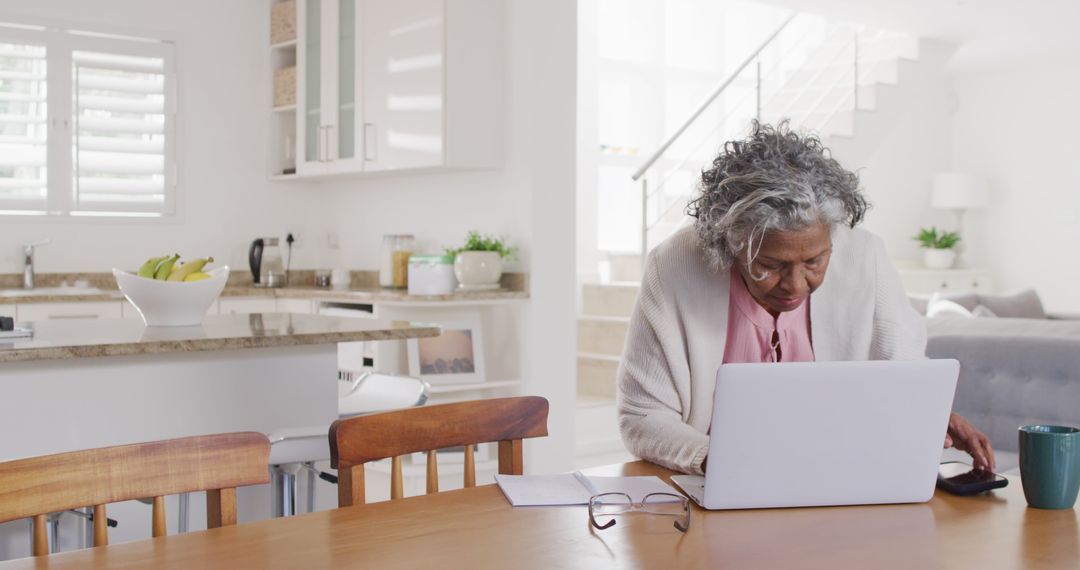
0, 286, 105, 297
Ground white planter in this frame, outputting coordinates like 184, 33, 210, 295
453, 251, 502, 290
923, 249, 957, 270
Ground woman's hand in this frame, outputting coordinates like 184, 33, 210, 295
944, 412, 996, 472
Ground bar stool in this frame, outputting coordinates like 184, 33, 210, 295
267, 372, 429, 517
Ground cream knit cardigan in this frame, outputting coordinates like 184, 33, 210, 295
616, 225, 927, 475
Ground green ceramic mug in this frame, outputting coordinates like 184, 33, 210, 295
1019, 425, 1080, 510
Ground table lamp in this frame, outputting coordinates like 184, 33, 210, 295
931, 173, 987, 236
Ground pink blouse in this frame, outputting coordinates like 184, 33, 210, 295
722, 269, 815, 364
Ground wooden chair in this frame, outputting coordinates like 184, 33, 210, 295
330, 396, 548, 506
0, 432, 270, 556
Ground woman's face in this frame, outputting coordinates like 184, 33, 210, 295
735, 221, 832, 315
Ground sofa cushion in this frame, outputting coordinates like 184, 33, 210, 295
976, 289, 1047, 319
933, 292, 980, 311
908, 294, 931, 315
927, 297, 973, 318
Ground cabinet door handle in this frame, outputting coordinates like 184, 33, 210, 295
325, 124, 334, 162
363, 123, 377, 161
316, 125, 324, 162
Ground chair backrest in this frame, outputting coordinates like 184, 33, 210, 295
0, 432, 270, 556
330, 396, 548, 506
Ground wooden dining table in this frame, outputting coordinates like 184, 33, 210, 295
2, 461, 1076, 569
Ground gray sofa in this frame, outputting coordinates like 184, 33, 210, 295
928, 333, 1080, 455
912, 290, 1080, 469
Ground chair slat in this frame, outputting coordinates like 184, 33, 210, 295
464, 445, 476, 488
498, 440, 524, 475
426, 450, 438, 494
152, 496, 167, 537
93, 505, 108, 547
338, 464, 365, 507
207, 488, 237, 528
391, 457, 403, 500
32, 514, 47, 557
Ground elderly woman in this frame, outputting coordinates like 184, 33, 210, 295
617, 121, 994, 476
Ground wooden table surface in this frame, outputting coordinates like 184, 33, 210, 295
3, 461, 1075, 569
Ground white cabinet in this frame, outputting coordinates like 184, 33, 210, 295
282, 0, 503, 179
0, 304, 13, 320
359, 0, 444, 171
898, 269, 992, 296
17, 301, 123, 321
219, 297, 279, 315
277, 298, 314, 313
297, 0, 365, 175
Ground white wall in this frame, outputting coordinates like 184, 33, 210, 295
0, 0, 328, 274
829, 41, 958, 264
951, 57, 1080, 312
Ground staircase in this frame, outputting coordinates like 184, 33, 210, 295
575, 13, 929, 465
575, 282, 638, 468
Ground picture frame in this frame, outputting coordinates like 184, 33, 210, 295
407, 313, 485, 385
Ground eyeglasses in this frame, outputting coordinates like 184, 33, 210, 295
588, 492, 691, 532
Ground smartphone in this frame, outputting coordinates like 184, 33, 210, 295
936, 461, 1008, 495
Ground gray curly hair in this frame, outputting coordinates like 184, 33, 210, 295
687, 120, 868, 271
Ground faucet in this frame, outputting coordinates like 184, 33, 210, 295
23, 239, 50, 289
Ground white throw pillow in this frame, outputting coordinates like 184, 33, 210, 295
972, 304, 998, 318
927, 298, 974, 318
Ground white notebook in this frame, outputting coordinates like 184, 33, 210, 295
495, 471, 677, 506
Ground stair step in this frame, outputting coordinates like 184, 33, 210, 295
606, 253, 643, 283
577, 354, 619, 400
581, 282, 640, 317
577, 316, 630, 356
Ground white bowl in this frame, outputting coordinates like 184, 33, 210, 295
113, 266, 229, 326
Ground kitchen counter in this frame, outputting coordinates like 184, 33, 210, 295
0, 313, 440, 363
0, 284, 528, 304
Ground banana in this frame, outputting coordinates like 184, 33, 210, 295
168, 257, 213, 282
184, 272, 211, 282
153, 254, 181, 280
137, 255, 170, 279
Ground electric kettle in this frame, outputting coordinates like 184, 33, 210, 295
249, 237, 286, 287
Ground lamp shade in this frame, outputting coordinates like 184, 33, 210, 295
931, 173, 987, 210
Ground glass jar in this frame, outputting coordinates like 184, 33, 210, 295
380, 234, 415, 288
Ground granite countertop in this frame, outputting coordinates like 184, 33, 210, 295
0, 286, 529, 304
0, 313, 440, 363
0, 271, 529, 304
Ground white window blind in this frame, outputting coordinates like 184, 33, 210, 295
0, 23, 175, 217
73, 50, 167, 212
0, 42, 48, 211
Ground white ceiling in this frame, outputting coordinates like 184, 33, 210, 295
756, 0, 1080, 69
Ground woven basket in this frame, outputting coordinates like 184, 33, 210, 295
273, 66, 296, 107
270, 1, 297, 44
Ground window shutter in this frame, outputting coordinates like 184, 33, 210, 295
72, 49, 170, 213
0, 42, 47, 212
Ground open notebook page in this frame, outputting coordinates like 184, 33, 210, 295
495, 472, 677, 506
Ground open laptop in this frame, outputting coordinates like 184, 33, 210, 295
671, 359, 959, 509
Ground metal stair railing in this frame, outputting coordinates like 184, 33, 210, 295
629, 15, 904, 258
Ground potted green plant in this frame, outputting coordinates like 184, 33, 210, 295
914, 227, 961, 269
445, 231, 517, 290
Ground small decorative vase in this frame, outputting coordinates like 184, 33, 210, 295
454, 251, 502, 290
923, 248, 957, 270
